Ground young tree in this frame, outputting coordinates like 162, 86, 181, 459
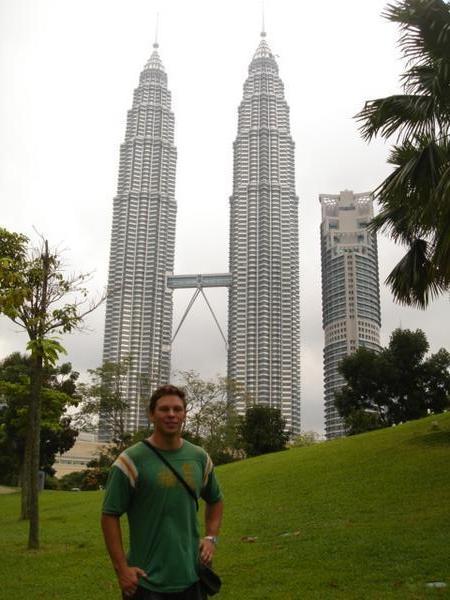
179, 370, 222, 440
77, 358, 133, 452
238, 405, 289, 457
177, 371, 241, 464
0, 228, 101, 549
356, 0, 450, 307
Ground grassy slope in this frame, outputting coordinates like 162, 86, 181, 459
0, 413, 449, 599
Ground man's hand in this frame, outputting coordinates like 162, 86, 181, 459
199, 537, 216, 565
117, 565, 148, 597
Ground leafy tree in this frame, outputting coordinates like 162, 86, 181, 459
180, 370, 221, 440
0, 228, 101, 549
178, 371, 241, 464
77, 358, 134, 451
0, 353, 79, 491
356, 0, 450, 307
335, 328, 450, 434
421, 348, 450, 413
238, 405, 289, 457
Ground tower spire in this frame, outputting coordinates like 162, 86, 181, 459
154, 12, 159, 48
261, 2, 266, 37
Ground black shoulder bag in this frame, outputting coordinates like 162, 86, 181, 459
141, 440, 222, 597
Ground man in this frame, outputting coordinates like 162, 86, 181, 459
102, 384, 224, 599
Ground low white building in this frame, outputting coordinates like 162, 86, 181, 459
53, 433, 106, 477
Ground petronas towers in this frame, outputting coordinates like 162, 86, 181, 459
228, 34, 300, 434
101, 32, 301, 438
102, 43, 177, 438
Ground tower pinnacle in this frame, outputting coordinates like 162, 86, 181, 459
153, 13, 159, 48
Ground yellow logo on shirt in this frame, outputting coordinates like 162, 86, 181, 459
157, 463, 196, 490
158, 468, 177, 488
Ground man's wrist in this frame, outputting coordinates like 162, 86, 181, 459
204, 535, 218, 545
114, 560, 129, 574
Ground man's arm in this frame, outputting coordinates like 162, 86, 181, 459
200, 499, 224, 564
101, 514, 147, 597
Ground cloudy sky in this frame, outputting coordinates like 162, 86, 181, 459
1, 0, 448, 434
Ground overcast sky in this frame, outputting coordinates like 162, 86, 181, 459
1, 0, 448, 434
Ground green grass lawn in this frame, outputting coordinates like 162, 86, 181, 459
1, 413, 449, 599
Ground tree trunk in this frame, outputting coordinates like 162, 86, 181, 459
26, 240, 49, 550
27, 352, 43, 549
20, 450, 31, 520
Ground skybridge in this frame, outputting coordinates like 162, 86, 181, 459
166, 273, 231, 350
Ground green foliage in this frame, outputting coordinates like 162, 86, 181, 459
288, 431, 321, 448
0, 228, 29, 318
26, 338, 67, 367
58, 468, 109, 492
238, 405, 289, 457
355, 0, 450, 307
0, 353, 80, 484
77, 358, 133, 451
57, 471, 86, 491
340, 409, 386, 436
0, 228, 101, 547
44, 476, 59, 490
0, 230, 95, 342
1, 413, 449, 598
335, 328, 450, 434
177, 371, 242, 464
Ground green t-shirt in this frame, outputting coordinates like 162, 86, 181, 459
102, 439, 222, 593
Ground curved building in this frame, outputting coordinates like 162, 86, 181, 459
228, 32, 301, 434
320, 190, 381, 439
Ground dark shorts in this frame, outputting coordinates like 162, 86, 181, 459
123, 581, 207, 600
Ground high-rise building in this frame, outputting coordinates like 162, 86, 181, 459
100, 44, 177, 440
320, 190, 381, 439
228, 32, 301, 434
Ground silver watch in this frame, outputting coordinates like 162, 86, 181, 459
204, 535, 218, 545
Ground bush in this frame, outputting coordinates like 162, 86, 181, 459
288, 431, 321, 448
58, 471, 86, 491
44, 475, 60, 490
238, 405, 289, 457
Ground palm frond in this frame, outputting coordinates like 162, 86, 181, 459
386, 238, 446, 307
384, 0, 450, 64
356, 95, 437, 141
373, 138, 445, 235
370, 203, 415, 242
359, 0, 450, 307
431, 160, 450, 282
403, 64, 450, 125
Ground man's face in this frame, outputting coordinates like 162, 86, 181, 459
149, 394, 186, 436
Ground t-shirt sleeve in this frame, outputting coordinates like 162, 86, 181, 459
200, 453, 223, 504
102, 452, 138, 515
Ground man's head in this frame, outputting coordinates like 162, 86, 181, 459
148, 384, 186, 413
148, 385, 187, 437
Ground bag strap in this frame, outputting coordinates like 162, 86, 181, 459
141, 439, 199, 512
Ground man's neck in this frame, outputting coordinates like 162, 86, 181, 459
148, 431, 183, 451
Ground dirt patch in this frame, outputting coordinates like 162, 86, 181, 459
0, 485, 19, 494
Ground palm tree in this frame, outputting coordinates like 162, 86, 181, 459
356, 0, 450, 308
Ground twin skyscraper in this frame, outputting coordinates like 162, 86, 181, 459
101, 31, 301, 440
101, 31, 381, 441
